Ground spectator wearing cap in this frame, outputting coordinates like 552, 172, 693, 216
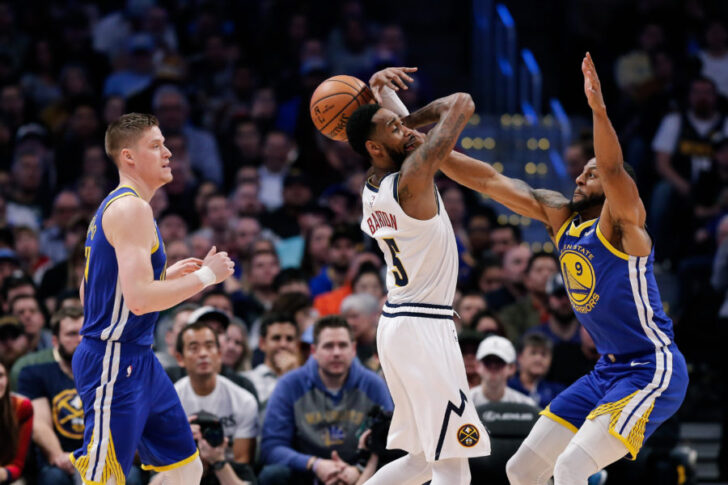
309, 224, 359, 298
507, 333, 565, 409
459, 328, 486, 389
174, 321, 259, 483
258, 131, 293, 211
340, 293, 379, 366
470, 335, 537, 407
166, 306, 259, 404
0, 315, 29, 369
153, 84, 224, 186
103, 33, 156, 98
245, 312, 300, 409
261, 169, 313, 239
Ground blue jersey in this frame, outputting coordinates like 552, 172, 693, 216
82, 186, 166, 346
555, 214, 674, 356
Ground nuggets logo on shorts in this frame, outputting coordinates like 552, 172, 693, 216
456, 424, 480, 447
560, 248, 600, 313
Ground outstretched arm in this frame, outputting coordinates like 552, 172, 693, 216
440, 152, 572, 237
397, 93, 474, 219
582, 53, 645, 227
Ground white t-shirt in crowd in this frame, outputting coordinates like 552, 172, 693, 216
699, 50, 728, 98
175, 374, 259, 443
469, 385, 538, 408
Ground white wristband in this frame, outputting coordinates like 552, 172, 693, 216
380, 85, 410, 117
193, 266, 216, 287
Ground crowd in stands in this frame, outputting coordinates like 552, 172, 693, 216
0, 0, 726, 483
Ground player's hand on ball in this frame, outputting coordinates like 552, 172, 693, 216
202, 246, 235, 283
165, 257, 203, 280
369, 67, 417, 104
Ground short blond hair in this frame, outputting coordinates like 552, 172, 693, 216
104, 113, 159, 163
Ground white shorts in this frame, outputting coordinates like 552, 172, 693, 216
377, 302, 491, 462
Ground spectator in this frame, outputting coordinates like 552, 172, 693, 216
350, 262, 384, 300
455, 291, 487, 330
103, 33, 156, 98
459, 329, 485, 389
488, 223, 522, 261
470, 335, 537, 406
698, 20, 728, 98
258, 131, 293, 211
240, 249, 281, 322
273, 268, 311, 297
11, 294, 51, 352
158, 209, 189, 244
1, 273, 35, 314
153, 84, 223, 185
0, 315, 29, 370
507, 333, 565, 409
197, 193, 232, 251
271, 292, 318, 347
221, 320, 252, 373
259, 316, 392, 485
340, 293, 379, 365
528, 274, 592, 385
471, 309, 507, 337
13, 226, 51, 283
498, 252, 558, 342
231, 181, 265, 219
563, 138, 593, 181
261, 169, 313, 238
164, 133, 199, 222
651, 76, 728, 262
230, 216, 262, 270
301, 223, 333, 281
245, 312, 301, 408
155, 303, 199, 369
38, 190, 81, 264
466, 207, 495, 262
0, 361, 33, 484
309, 224, 359, 298
174, 321, 258, 484
0, 249, 22, 293
470, 256, 504, 295
485, 244, 531, 312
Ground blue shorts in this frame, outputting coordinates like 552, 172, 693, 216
541, 343, 688, 459
70, 338, 197, 484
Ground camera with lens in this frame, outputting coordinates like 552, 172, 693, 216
356, 406, 404, 468
191, 411, 225, 447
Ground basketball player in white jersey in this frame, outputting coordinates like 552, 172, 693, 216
345, 74, 490, 485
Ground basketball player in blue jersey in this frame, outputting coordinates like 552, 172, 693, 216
415, 54, 688, 484
70, 113, 235, 484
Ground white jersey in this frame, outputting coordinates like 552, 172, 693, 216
361, 173, 458, 305
361, 172, 490, 462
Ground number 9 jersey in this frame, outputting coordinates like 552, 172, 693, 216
360, 173, 458, 306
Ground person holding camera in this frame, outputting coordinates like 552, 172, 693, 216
259, 316, 392, 485
173, 321, 259, 485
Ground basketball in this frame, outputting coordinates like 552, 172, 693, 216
310, 75, 374, 141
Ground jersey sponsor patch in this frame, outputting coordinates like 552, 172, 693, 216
456, 423, 480, 448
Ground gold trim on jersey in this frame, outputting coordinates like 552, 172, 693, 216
567, 218, 597, 238
586, 390, 652, 459
141, 450, 199, 472
539, 405, 578, 433
553, 213, 577, 247
596, 223, 630, 260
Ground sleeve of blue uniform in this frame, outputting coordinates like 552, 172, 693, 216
260, 379, 312, 471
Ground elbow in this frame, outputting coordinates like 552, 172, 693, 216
456, 92, 475, 116
125, 294, 150, 316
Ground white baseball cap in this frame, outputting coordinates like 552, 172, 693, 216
476, 335, 516, 364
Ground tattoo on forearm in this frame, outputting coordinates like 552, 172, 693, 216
403, 99, 446, 128
512, 179, 569, 208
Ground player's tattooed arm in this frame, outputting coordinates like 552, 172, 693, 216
440, 151, 572, 230
401, 98, 450, 129
397, 93, 474, 216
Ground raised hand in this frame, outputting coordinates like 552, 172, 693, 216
202, 246, 235, 284
582, 52, 606, 114
368, 67, 417, 104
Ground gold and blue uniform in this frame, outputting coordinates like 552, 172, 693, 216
542, 214, 688, 458
71, 186, 197, 484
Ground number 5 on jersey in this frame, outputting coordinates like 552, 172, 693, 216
383, 238, 409, 287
